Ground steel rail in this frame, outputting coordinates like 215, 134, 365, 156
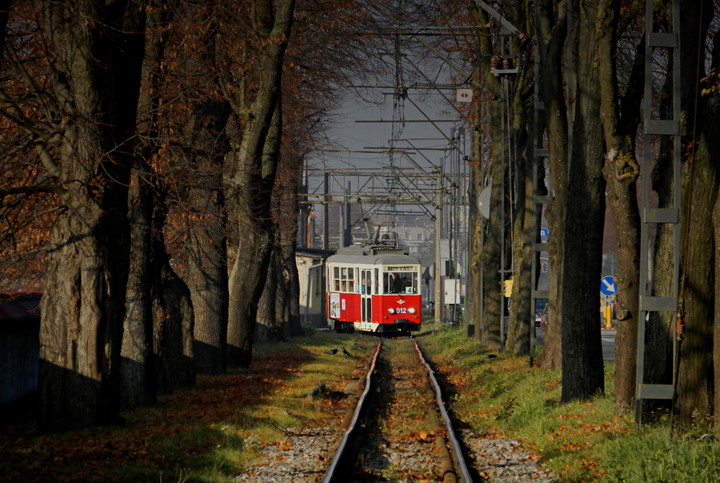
324, 338, 472, 482
322, 340, 383, 483
414, 339, 473, 482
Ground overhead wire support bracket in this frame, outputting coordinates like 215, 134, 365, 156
471, 0, 525, 39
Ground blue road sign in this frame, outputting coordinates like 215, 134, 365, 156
600, 276, 617, 295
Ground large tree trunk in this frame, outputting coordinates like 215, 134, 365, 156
185, 101, 231, 374
122, 164, 156, 408
38, 1, 145, 430
121, 0, 173, 409
597, 0, 644, 408
469, 3, 504, 350
708, 7, 720, 432
642, 0, 716, 432
560, 0, 606, 402
226, 0, 294, 367
676, 126, 717, 430
167, 1, 232, 376
506, 25, 535, 356
479, 122, 505, 351
535, 0, 568, 371
506, 115, 535, 356
673, 0, 716, 431
255, 101, 287, 343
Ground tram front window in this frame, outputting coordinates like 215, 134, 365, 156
385, 270, 418, 294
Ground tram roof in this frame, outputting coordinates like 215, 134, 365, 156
327, 244, 420, 266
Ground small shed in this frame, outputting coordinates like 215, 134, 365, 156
0, 292, 41, 408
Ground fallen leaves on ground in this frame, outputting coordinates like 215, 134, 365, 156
0, 346, 347, 482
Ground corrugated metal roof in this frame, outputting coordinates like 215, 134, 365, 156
0, 292, 41, 321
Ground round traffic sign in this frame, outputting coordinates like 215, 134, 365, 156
600, 276, 617, 295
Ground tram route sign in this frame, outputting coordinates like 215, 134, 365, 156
600, 276, 617, 295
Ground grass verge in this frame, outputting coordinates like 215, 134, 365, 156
419, 324, 720, 482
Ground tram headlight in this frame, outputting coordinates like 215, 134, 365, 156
387, 308, 396, 314
408, 308, 416, 314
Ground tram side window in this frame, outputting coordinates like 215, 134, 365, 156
332, 266, 340, 291
405, 272, 418, 294
332, 266, 354, 293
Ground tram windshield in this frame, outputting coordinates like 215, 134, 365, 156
384, 267, 419, 294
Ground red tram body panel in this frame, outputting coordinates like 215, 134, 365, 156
326, 244, 422, 334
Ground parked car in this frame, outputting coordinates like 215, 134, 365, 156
534, 304, 548, 327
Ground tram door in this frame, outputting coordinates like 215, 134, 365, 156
360, 269, 372, 322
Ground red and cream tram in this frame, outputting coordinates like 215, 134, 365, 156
326, 243, 422, 334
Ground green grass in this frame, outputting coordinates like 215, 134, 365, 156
419, 324, 720, 481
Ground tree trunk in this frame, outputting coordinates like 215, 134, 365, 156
466, 69, 486, 340
122, 165, 156, 408
708, 7, 720, 432
468, 4, 505, 350
479, 119, 505, 351
673, 0, 717, 430
120, 0, 174, 409
506, 32, 535, 356
652, 0, 716, 432
38, 1, 145, 430
560, 0, 606, 402
534, 0, 568, 371
281, 239, 303, 336
597, 0, 644, 408
226, 0, 294, 367
154, 244, 196, 393
675, 129, 717, 430
255, 100, 288, 344
273, 146, 304, 337
185, 101, 231, 375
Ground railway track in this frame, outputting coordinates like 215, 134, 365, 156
324, 337, 473, 482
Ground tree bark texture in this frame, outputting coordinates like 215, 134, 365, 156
122, 165, 156, 409
673, 0, 716, 431
226, 0, 294, 367
560, 0, 606, 402
506, 33, 535, 356
534, 0, 568, 371
256, 101, 289, 343
272, 146, 305, 338
597, 0, 643, 408
185, 101, 231, 375
154, 237, 196, 393
466, 69, 486, 340
120, 0, 174, 409
469, 3, 506, 350
479, 115, 505, 351
38, 0, 145, 430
